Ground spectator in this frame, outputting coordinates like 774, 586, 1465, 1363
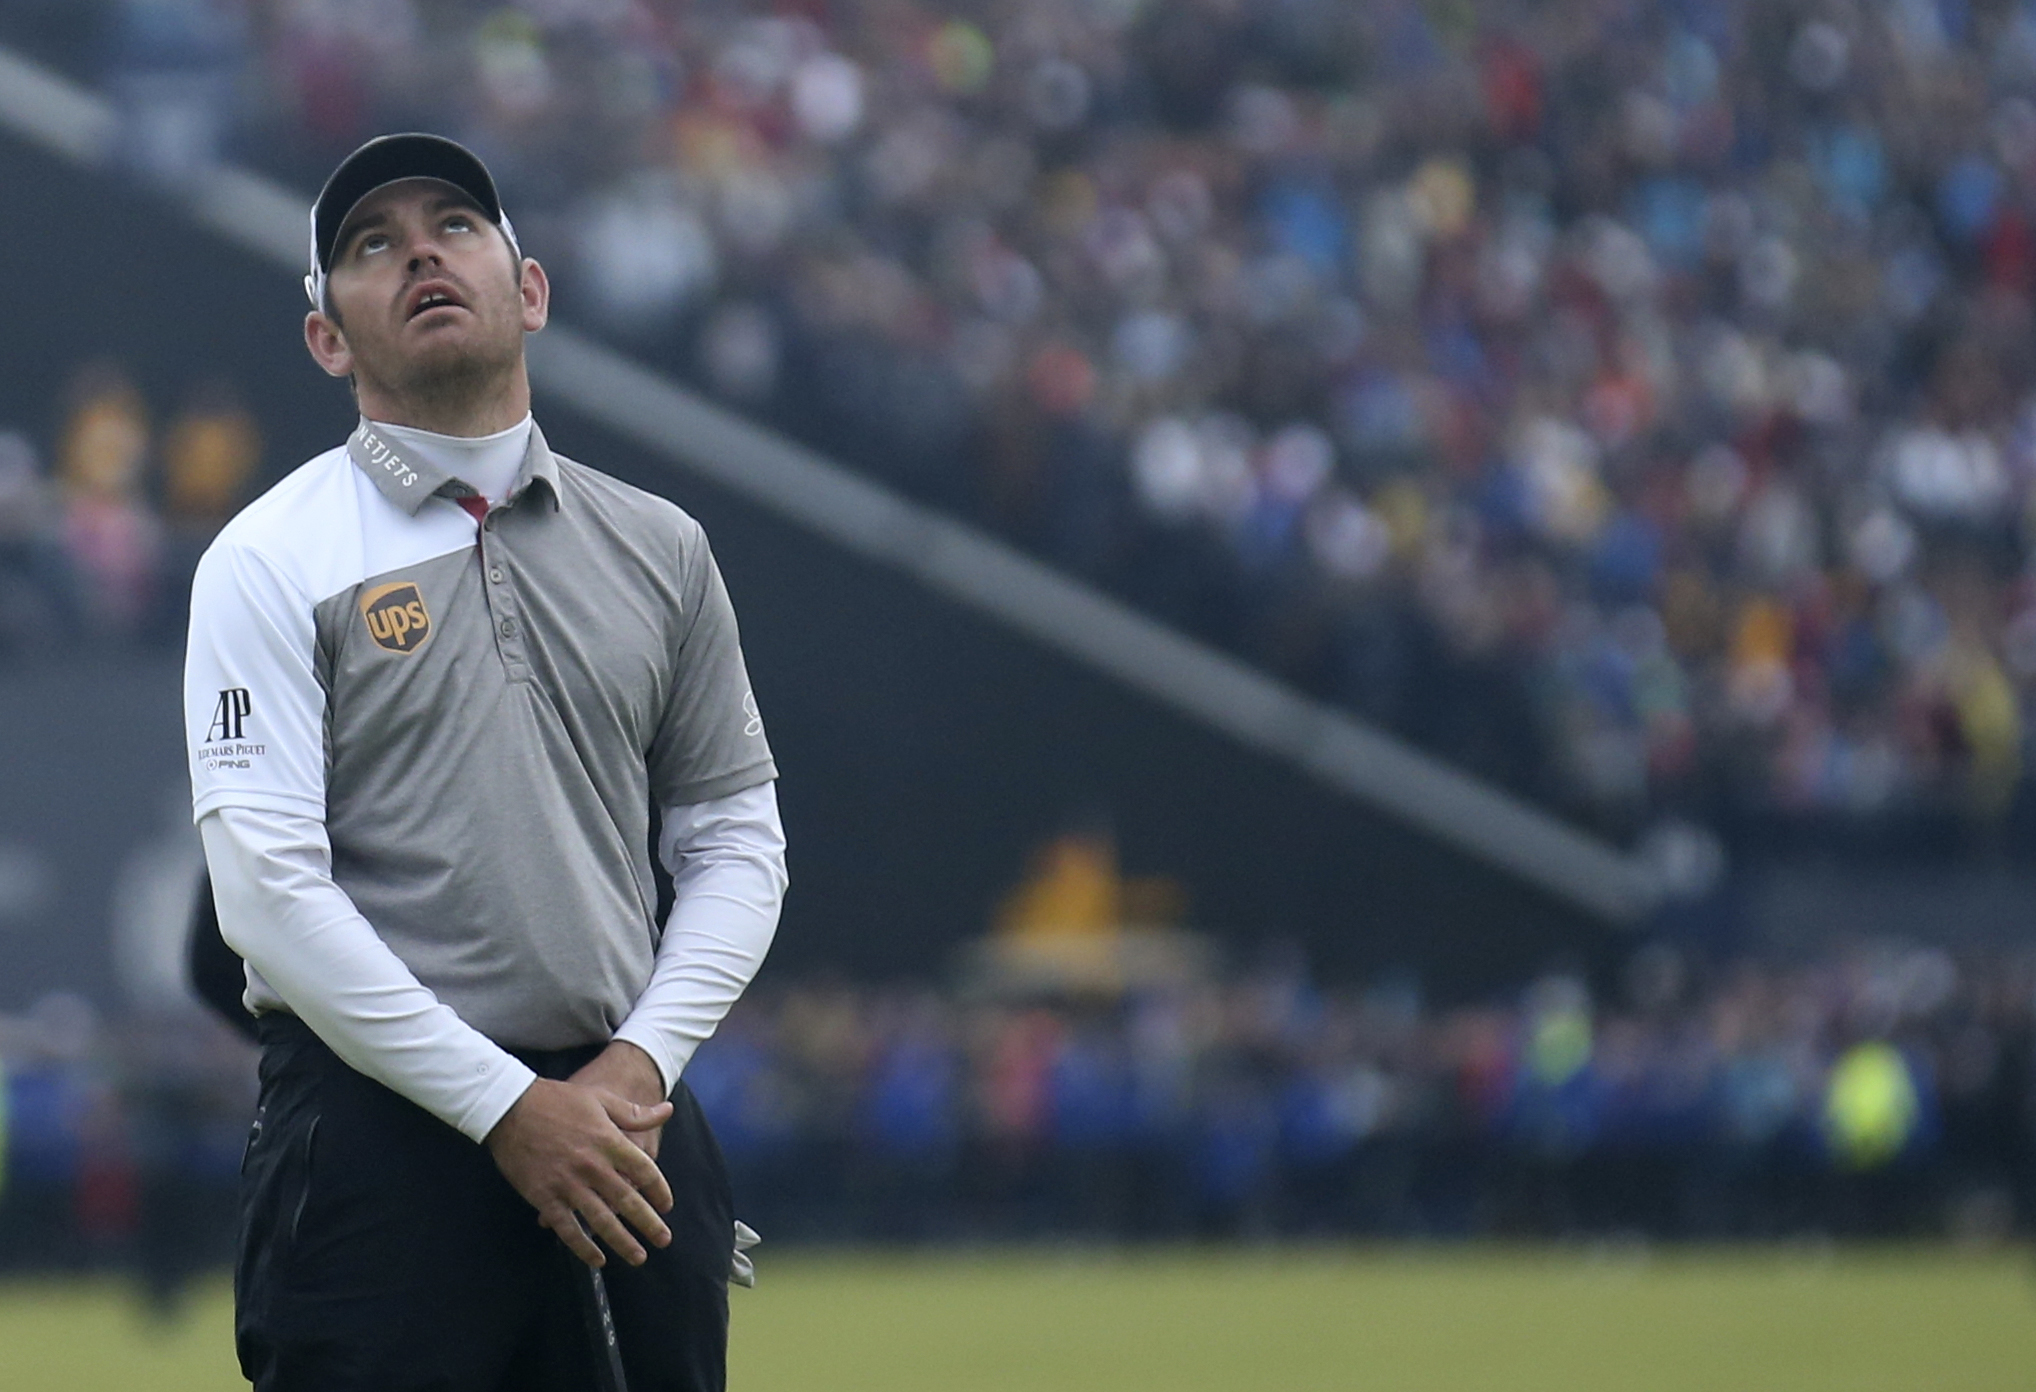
54, 364, 161, 641
160, 379, 258, 532
155, 378, 260, 633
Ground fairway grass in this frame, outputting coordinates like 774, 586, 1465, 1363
3, 1247, 2030, 1391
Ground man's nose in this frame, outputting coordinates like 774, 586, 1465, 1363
405, 238, 446, 272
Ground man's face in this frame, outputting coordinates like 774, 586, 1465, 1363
309, 178, 542, 400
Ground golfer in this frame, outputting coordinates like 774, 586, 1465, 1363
184, 133, 786, 1391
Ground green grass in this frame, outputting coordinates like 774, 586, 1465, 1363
4, 1248, 2031, 1391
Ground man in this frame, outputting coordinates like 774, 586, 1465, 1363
184, 133, 786, 1391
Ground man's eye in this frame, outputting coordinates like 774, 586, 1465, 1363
445, 216, 474, 233
358, 234, 389, 256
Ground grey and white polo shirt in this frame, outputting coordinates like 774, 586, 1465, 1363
185, 419, 776, 1050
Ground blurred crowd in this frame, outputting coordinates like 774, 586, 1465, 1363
8, 940, 2032, 1272
0, 360, 261, 655
20, 0, 2036, 838
688, 942, 2036, 1241
0, 994, 250, 1305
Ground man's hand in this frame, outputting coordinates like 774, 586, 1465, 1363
485, 1078, 674, 1268
571, 1040, 670, 1160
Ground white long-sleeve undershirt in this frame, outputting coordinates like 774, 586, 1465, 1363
612, 788, 789, 1091
200, 781, 786, 1142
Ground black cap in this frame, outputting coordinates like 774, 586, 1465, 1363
305, 133, 518, 306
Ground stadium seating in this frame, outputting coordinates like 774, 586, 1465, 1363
15, 1, 2036, 849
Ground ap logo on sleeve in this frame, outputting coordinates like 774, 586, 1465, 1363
205, 687, 252, 742
199, 687, 264, 769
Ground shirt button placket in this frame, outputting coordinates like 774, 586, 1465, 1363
485, 524, 531, 678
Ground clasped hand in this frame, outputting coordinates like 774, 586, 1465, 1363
484, 1044, 674, 1269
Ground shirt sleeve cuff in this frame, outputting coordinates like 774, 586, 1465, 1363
192, 786, 327, 825
662, 762, 777, 808
456, 1054, 540, 1144
610, 1020, 702, 1098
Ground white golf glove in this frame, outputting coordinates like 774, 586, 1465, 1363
730, 1221, 761, 1288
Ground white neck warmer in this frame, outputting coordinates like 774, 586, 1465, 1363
369, 413, 533, 506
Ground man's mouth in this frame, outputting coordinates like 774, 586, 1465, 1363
406, 284, 468, 320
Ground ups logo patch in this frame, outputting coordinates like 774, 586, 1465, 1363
360, 582, 432, 654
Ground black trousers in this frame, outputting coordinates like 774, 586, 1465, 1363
236, 1014, 732, 1392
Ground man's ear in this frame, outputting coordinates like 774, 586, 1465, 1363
519, 258, 550, 334
305, 310, 354, 380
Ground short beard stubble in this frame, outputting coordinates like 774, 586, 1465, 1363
354, 320, 522, 425
334, 232, 526, 428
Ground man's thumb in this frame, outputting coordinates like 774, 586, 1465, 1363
603, 1093, 674, 1130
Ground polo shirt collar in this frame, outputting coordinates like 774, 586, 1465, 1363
510, 423, 562, 511
348, 417, 562, 516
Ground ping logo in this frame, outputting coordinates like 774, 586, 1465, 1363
359, 582, 432, 654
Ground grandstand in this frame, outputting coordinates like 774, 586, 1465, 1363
2, 5, 2035, 1386
12, 0, 2036, 852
